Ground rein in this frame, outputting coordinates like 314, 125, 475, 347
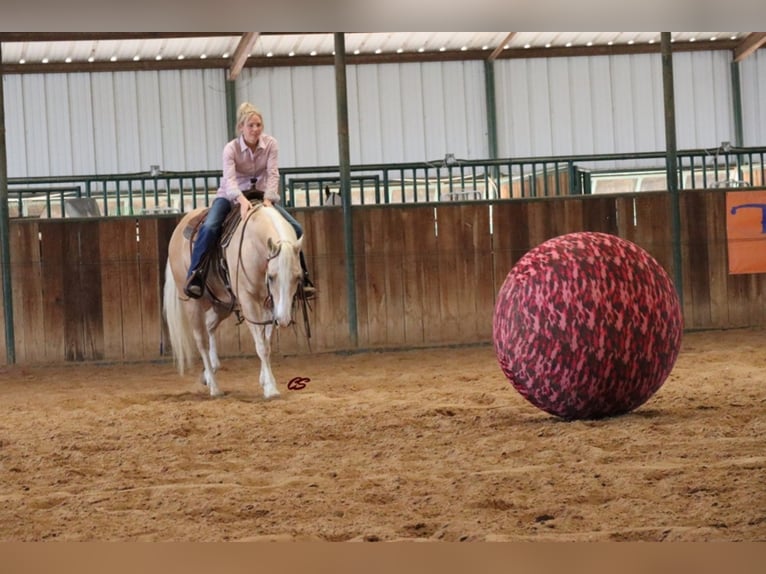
233, 206, 279, 326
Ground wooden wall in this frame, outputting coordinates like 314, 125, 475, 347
1, 189, 765, 365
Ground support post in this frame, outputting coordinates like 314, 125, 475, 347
661, 32, 684, 308
334, 33, 358, 347
0, 42, 16, 364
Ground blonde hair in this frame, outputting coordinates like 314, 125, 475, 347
236, 102, 263, 130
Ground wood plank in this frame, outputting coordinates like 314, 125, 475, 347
362, 207, 387, 347
433, 205, 461, 343
704, 191, 730, 328
468, 204, 495, 342
582, 195, 618, 235
137, 218, 164, 359
9, 222, 43, 363
300, 208, 348, 352
383, 204, 406, 346
99, 219, 127, 360
38, 222, 67, 362
79, 221, 105, 360
682, 191, 713, 329
400, 206, 431, 345
352, 208, 371, 347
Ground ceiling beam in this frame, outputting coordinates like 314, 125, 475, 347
0, 39, 741, 75
0, 32, 238, 43
733, 32, 766, 62
488, 32, 517, 61
228, 32, 260, 80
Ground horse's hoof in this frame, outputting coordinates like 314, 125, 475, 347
263, 390, 281, 400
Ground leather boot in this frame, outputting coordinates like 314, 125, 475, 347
184, 269, 205, 299
302, 272, 316, 300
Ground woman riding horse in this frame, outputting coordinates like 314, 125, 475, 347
184, 102, 315, 300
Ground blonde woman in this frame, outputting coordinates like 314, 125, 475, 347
185, 103, 314, 299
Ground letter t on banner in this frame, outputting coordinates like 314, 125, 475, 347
726, 190, 766, 274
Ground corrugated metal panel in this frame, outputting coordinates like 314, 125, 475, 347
495, 51, 738, 163
2, 49, 761, 179
673, 50, 734, 149
236, 60, 488, 168
740, 50, 766, 146
3, 68, 227, 177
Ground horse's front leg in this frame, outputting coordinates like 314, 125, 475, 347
247, 322, 280, 399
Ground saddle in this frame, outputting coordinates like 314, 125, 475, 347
183, 196, 264, 313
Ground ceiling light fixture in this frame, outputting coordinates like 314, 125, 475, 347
42, 57, 49, 63
133, 55, 140, 61
524, 44, 531, 49
65, 57, 72, 63
156, 55, 163, 60
266, 52, 273, 57
200, 54, 207, 59
311, 50, 318, 56
88, 56, 95, 63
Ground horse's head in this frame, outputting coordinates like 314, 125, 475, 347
266, 235, 303, 327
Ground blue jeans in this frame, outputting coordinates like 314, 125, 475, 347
188, 197, 231, 277
273, 202, 303, 238
189, 198, 309, 278
273, 203, 310, 276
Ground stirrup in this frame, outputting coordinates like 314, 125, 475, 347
184, 270, 205, 299
301, 275, 316, 300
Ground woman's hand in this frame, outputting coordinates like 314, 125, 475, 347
238, 194, 252, 219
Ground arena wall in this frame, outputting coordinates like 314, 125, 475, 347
1, 189, 765, 365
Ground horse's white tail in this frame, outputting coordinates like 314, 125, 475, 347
163, 259, 195, 375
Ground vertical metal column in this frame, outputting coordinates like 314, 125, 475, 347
225, 75, 237, 141
483, 60, 498, 160
661, 32, 684, 307
0, 42, 16, 363
730, 61, 744, 148
334, 33, 358, 347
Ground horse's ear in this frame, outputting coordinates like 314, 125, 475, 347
267, 237, 280, 258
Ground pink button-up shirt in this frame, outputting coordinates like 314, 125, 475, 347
216, 134, 281, 204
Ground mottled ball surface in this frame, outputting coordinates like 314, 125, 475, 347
493, 232, 683, 420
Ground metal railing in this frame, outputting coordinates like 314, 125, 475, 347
6, 147, 765, 218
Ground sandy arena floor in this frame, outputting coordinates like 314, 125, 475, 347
0, 328, 764, 541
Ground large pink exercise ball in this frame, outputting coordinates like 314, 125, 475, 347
493, 232, 683, 420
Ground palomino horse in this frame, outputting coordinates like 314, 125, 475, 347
163, 204, 304, 398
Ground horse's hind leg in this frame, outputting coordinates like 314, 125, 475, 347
247, 323, 280, 399
205, 307, 225, 373
187, 304, 224, 397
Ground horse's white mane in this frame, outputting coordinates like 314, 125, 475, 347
261, 206, 298, 243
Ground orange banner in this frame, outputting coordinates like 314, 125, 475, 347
726, 190, 766, 274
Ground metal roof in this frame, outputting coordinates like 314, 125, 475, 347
1, 32, 764, 76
